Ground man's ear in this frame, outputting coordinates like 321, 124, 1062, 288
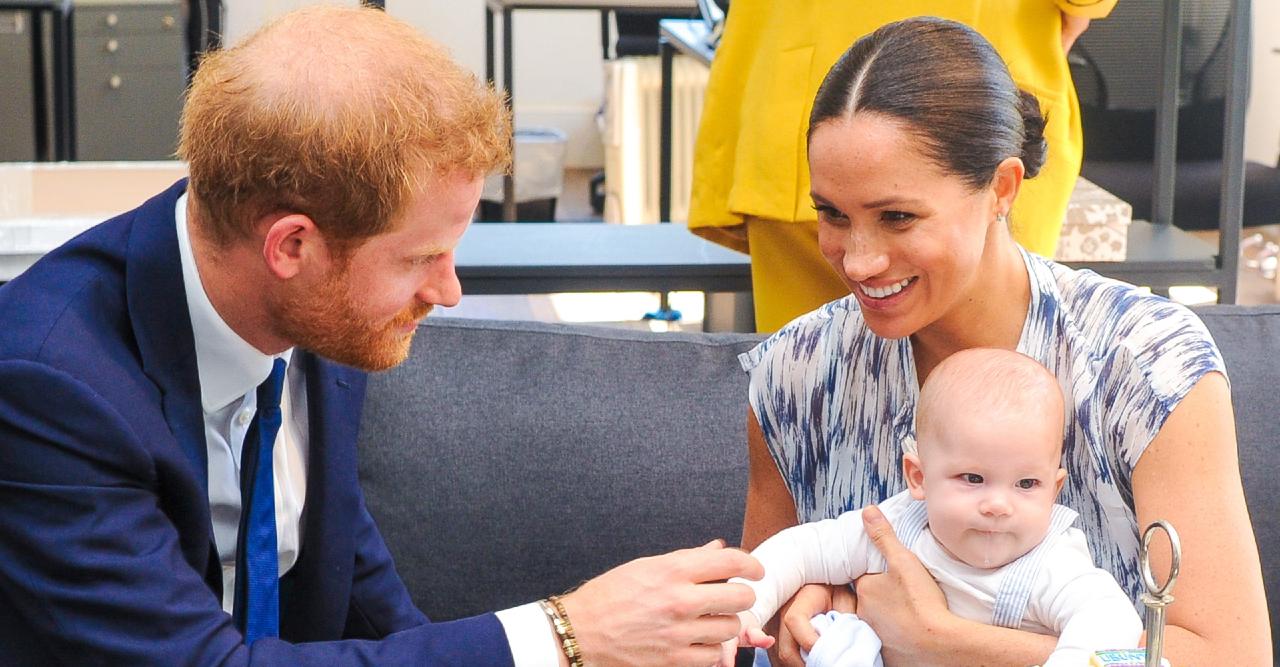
261, 213, 322, 280
903, 453, 926, 501
1053, 467, 1067, 498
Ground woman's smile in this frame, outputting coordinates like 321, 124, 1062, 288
856, 276, 918, 300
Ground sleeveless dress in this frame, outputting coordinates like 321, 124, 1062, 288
740, 248, 1225, 604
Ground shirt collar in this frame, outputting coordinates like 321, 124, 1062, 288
176, 192, 293, 413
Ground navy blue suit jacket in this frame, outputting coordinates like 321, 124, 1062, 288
0, 181, 515, 665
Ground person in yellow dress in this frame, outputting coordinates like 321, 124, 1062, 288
688, 0, 1117, 332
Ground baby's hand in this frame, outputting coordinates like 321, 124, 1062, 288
717, 611, 776, 667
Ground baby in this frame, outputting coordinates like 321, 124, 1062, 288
723, 348, 1141, 667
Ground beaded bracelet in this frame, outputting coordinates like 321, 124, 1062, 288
539, 595, 583, 667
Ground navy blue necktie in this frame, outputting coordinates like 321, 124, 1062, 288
233, 358, 286, 644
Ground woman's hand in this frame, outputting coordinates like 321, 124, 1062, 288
853, 506, 954, 665
1060, 12, 1091, 53
766, 584, 856, 667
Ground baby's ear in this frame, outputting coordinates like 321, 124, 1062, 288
903, 453, 926, 500
1053, 468, 1067, 497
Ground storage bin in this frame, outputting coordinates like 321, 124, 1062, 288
479, 127, 567, 222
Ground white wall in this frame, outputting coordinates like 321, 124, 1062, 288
1245, 2, 1280, 167
222, 0, 606, 168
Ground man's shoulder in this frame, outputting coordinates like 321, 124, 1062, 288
0, 220, 133, 363
0, 182, 186, 362
0, 186, 189, 397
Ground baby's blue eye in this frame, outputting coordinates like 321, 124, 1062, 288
1017, 479, 1040, 490
963, 473, 984, 484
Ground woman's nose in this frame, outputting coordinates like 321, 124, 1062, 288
841, 230, 890, 283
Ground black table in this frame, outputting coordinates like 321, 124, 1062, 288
455, 220, 749, 294
453, 219, 1221, 297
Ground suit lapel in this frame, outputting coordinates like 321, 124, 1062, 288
123, 178, 221, 591
122, 184, 372, 632
279, 351, 368, 640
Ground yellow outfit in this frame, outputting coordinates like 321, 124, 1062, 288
689, 0, 1117, 331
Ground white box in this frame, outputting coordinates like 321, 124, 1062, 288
1054, 177, 1132, 262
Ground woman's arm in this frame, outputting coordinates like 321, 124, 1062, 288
743, 408, 856, 667
1130, 372, 1272, 664
742, 407, 799, 550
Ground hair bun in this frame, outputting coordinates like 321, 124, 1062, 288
1017, 89, 1048, 179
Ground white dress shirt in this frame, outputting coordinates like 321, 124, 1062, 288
175, 195, 556, 664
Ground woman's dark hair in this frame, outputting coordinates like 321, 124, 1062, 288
808, 17, 1048, 188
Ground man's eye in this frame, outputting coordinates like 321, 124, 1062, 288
1017, 479, 1040, 490
963, 473, 984, 484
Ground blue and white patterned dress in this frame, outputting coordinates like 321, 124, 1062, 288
740, 248, 1226, 606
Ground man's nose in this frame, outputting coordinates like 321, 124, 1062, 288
416, 251, 461, 308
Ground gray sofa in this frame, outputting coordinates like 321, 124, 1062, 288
358, 306, 1280, 658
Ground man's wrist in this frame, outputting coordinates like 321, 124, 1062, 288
538, 596, 583, 667
494, 603, 563, 667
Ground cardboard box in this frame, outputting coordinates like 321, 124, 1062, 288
1054, 177, 1132, 262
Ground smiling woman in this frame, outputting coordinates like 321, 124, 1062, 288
738, 17, 1271, 667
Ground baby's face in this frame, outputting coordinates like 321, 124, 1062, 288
910, 410, 1065, 569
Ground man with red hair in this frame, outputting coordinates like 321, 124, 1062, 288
0, 6, 759, 666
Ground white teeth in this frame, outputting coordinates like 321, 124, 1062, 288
859, 277, 913, 299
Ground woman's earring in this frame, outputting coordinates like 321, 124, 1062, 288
996, 212, 1009, 226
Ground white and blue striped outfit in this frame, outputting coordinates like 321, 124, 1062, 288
740, 248, 1225, 606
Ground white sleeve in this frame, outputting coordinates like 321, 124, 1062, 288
732, 508, 875, 626
495, 602, 561, 667
1034, 535, 1143, 667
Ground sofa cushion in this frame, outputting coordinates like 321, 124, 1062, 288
358, 318, 761, 621
1195, 304, 1280, 659
360, 307, 1279, 649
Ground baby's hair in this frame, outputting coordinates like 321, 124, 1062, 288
916, 348, 1065, 450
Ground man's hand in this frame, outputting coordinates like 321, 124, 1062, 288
768, 584, 857, 666
559, 539, 763, 667
854, 506, 952, 666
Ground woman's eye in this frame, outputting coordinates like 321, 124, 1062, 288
812, 204, 847, 222
1017, 479, 1040, 490
880, 210, 916, 225
963, 473, 984, 484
